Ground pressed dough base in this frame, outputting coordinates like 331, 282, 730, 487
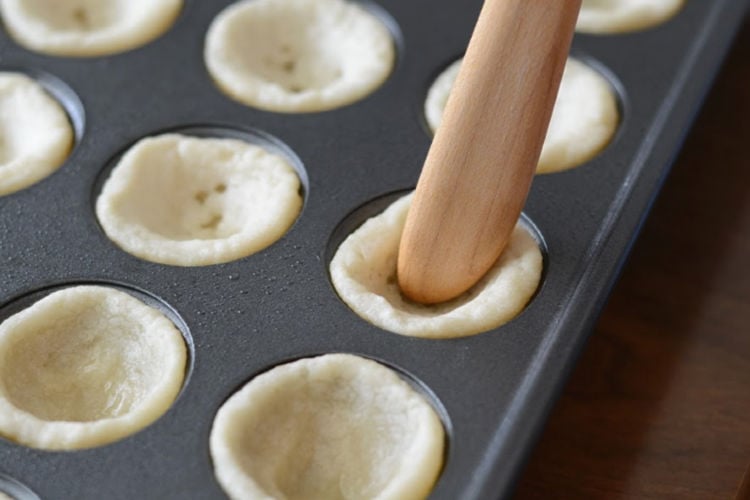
0, 286, 186, 450
424, 58, 619, 174
0, 72, 73, 196
204, 0, 394, 112
330, 194, 543, 338
577, 0, 684, 34
0, 0, 182, 56
96, 134, 302, 266
210, 353, 444, 500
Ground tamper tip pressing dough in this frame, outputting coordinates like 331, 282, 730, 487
331, 194, 543, 339
96, 133, 302, 266
205, 0, 395, 112
0, 72, 73, 196
0, 0, 183, 56
210, 354, 445, 500
0, 286, 186, 450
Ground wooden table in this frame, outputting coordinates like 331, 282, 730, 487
514, 17, 750, 500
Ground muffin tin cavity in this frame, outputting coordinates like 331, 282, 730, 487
94, 127, 305, 266
577, 0, 685, 34
424, 57, 620, 174
204, 0, 397, 112
0, 0, 183, 57
0, 284, 190, 450
328, 192, 545, 339
0, 71, 76, 196
0, 473, 38, 500
210, 353, 446, 500
21, 68, 85, 140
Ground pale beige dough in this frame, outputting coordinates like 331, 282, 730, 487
0, 0, 182, 56
577, 0, 684, 34
96, 134, 302, 266
210, 353, 444, 500
0, 286, 186, 450
0, 72, 73, 196
204, 0, 395, 112
330, 194, 542, 339
0, 492, 12, 500
425, 58, 618, 174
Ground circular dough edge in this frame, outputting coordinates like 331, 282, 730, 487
95, 133, 303, 266
204, 0, 395, 113
209, 353, 445, 500
0, 72, 73, 196
576, 0, 685, 34
0, 285, 187, 450
0, 0, 183, 56
330, 194, 543, 338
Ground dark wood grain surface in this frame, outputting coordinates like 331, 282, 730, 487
513, 17, 750, 500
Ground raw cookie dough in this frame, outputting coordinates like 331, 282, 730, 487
0, 0, 182, 56
330, 194, 543, 339
96, 134, 302, 266
425, 58, 618, 174
0, 72, 73, 196
0, 286, 186, 450
204, 0, 395, 112
210, 353, 444, 500
576, 0, 684, 34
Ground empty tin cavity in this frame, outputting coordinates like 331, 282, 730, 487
0, 473, 39, 500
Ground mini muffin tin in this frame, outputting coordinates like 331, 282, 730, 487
0, 0, 747, 498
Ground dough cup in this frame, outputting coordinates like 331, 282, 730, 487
95, 133, 303, 266
0, 0, 183, 56
0, 286, 187, 450
424, 57, 619, 174
210, 354, 445, 500
204, 0, 396, 112
330, 193, 544, 338
0, 72, 73, 196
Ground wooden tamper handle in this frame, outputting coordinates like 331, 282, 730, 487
397, 0, 581, 304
